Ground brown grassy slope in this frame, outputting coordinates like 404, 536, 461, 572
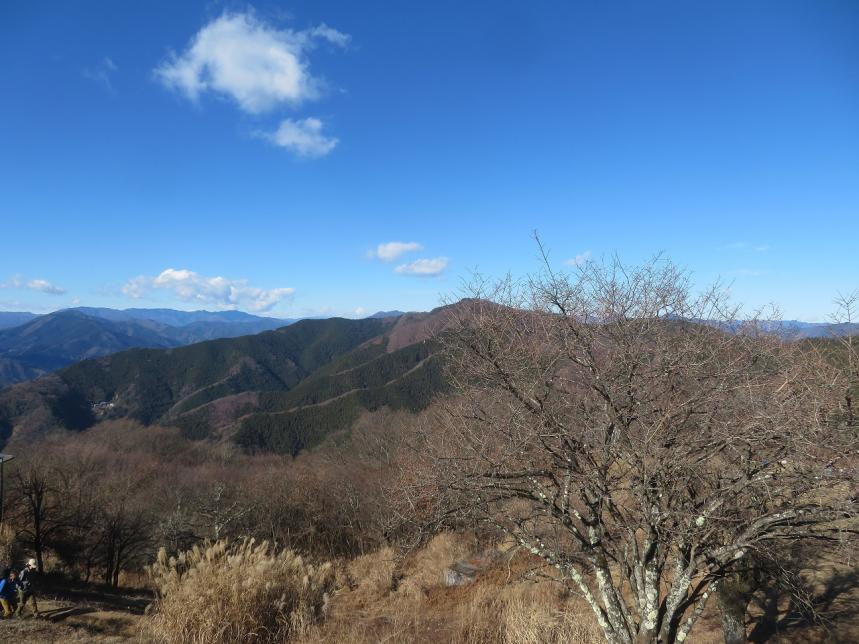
299, 533, 858, 644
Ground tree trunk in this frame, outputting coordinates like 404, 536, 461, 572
34, 543, 43, 574
716, 577, 753, 644
634, 629, 657, 644
33, 512, 44, 573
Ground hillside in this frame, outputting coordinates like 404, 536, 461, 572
0, 308, 292, 387
0, 311, 39, 330
6, 304, 847, 456
0, 310, 179, 380
0, 307, 452, 453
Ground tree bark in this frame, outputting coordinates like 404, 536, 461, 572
716, 577, 753, 644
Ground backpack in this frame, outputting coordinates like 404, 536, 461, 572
18, 567, 32, 592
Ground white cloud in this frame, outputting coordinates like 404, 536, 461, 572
155, 11, 349, 114
26, 279, 67, 295
262, 117, 338, 157
394, 257, 449, 277
83, 56, 118, 92
564, 250, 591, 266
122, 276, 150, 299
1, 275, 66, 295
309, 24, 352, 47
371, 241, 423, 262
353, 306, 368, 317
122, 268, 295, 312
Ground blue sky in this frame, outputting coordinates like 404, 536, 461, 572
1, 1, 857, 320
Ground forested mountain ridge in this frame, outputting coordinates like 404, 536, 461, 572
0, 308, 293, 387
0, 308, 452, 454
5, 302, 847, 456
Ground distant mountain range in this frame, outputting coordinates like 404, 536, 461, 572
1, 306, 856, 391
0, 303, 857, 456
0, 307, 296, 387
0, 306, 451, 454
754, 320, 859, 339
709, 319, 859, 340
0, 307, 420, 388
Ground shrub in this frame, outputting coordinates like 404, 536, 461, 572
147, 539, 335, 643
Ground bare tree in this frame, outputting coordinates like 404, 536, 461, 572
92, 469, 154, 588
194, 482, 252, 541
831, 290, 859, 431
156, 495, 199, 555
11, 462, 56, 573
426, 253, 857, 644
9, 454, 93, 573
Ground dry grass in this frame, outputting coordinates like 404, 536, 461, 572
146, 539, 335, 644
300, 532, 602, 644
449, 580, 603, 644
137, 532, 855, 644
396, 533, 475, 599
343, 546, 398, 599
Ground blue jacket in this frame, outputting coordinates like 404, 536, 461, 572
0, 577, 19, 598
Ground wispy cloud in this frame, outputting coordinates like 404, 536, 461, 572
261, 117, 338, 157
309, 24, 351, 47
122, 268, 294, 312
564, 250, 592, 266
155, 11, 349, 113
394, 257, 449, 277
82, 56, 118, 93
725, 242, 770, 252
1, 275, 66, 295
369, 241, 423, 262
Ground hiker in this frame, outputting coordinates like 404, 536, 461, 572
0, 568, 19, 618
16, 558, 39, 617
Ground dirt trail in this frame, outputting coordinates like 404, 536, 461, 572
2, 598, 146, 642
0, 578, 153, 643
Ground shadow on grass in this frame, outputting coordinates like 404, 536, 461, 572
749, 568, 859, 643
38, 571, 152, 615
40, 605, 96, 621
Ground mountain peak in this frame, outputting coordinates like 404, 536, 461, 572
367, 310, 406, 319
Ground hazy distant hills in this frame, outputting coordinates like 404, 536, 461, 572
0, 307, 451, 454
757, 320, 859, 339
711, 319, 859, 339
0, 312, 39, 330
70, 307, 287, 326
0, 307, 294, 387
